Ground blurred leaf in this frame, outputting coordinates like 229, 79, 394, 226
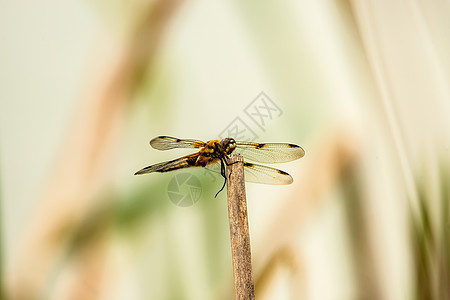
0, 169, 4, 300
410, 161, 450, 299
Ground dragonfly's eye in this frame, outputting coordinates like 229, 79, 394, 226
220, 138, 236, 154
227, 139, 236, 152
228, 139, 236, 150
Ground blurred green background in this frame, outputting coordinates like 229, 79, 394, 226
1, 0, 450, 299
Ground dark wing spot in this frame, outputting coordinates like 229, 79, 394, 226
288, 143, 299, 148
175, 138, 181, 142
255, 143, 264, 149
277, 169, 290, 175
244, 162, 254, 167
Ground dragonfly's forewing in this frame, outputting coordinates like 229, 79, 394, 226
150, 136, 205, 150
234, 142, 305, 163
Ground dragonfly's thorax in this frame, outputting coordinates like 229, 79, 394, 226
203, 138, 236, 159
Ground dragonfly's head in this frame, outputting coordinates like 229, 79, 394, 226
219, 137, 236, 155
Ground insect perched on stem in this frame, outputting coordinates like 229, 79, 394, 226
135, 136, 305, 197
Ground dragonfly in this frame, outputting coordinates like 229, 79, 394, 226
135, 136, 305, 197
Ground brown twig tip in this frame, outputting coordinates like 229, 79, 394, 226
227, 155, 255, 300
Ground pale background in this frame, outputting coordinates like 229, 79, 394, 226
1, 0, 450, 299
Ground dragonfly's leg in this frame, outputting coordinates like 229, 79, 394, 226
215, 158, 227, 198
225, 156, 240, 166
215, 179, 226, 198
224, 155, 240, 180
224, 155, 241, 179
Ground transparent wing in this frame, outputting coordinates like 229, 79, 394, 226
234, 141, 305, 163
243, 162, 293, 185
204, 161, 222, 174
205, 161, 293, 185
150, 136, 205, 150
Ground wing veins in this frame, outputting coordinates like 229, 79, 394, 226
150, 136, 205, 150
243, 162, 293, 185
134, 154, 198, 175
234, 141, 305, 163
